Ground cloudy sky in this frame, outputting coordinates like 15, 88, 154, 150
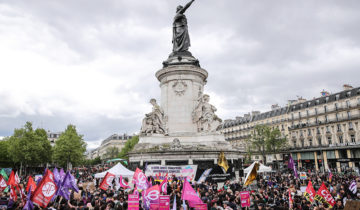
1, 0, 360, 149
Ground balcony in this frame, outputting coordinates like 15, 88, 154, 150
288, 114, 360, 130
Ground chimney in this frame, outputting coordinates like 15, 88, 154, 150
343, 84, 353, 91
251, 111, 260, 116
235, 116, 242, 120
271, 104, 280, 110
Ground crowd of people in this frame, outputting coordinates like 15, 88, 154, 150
0, 164, 359, 210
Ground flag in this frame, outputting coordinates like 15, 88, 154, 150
23, 186, 34, 210
69, 173, 79, 192
197, 168, 212, 184
172, 194, 177, 210
0, 169, 8, 181
304, 181, 316, 202
349, 180, 357, 195
244, 162, 259, 186
132, 168, 149, 190
289, 189, 293, 209
314, 183, 335, 208
218, 151, 229, 172
328, 168, 333, 182
26, 176, 37, 193
181, 180, 202, 207
53, 168, 61, 184
7, 170, 19, 187
99, 172, 115, 191
9, 185, 17, 201
119, 176, 130, 189
31, 169, 57, 208
143, 184, 160, 209
288, 155, 299, 178
0, 175, 7, 191
160, 177, 168, 195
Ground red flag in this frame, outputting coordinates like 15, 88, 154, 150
160, 177, 168, 195
7, 171, 19, 187
26, 176, 37, 193
31, 170, 57, 208
304, 181, 316, 202
10, 186, 17, 201
289, 189, 293, 209
99, 172, 115, 191
0, 175, 7, 191
119, 176, 130, 189
315, 183, 335, 207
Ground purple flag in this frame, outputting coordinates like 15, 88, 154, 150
60, 168, 65, 181
23, 186, 34, 210
53, 168, 61, 184
288, 155, 299, 178
69, 173, 79, 193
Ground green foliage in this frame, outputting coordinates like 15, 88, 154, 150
246, 125, 287, 164
82, 156, 102, 166
106, 146, 119, 159
53, 124, 87, 168
118, 136, 139, 159
7, 122, 52, 167
0, 137, 12, 167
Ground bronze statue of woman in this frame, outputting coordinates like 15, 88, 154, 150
172, 0, 195, 52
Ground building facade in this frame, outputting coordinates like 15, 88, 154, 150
47, 131, 62, 146
220, 85, 360, 172
88, 133, 132, 159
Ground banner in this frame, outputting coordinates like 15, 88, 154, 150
128, 194, 139, 210
159, 195, 170, 210
300, 172, 307, 180
145, 165, 197, 181
207, 165, 234, 183
31, 170, 57, 208
194, 203, 208, 210
304, 181, 316, 202
315, 183, 335, 207
240, 191, 250, 207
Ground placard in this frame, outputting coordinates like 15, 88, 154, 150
145, 165, 198, 181
300, 172, 307, 180
159, 195, 170, 210
128, 194, 139, 210
240, 191, 250, 207
194, 203, 207, 210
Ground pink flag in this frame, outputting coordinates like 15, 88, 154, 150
119, 176, 130, 189
144, 184, 160, 209
181, 180, 203, 207
160, 177, 168, 195
132, 168, 149, 190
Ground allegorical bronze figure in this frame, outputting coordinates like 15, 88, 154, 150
172, 0, 195, 52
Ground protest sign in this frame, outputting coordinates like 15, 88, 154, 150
128, 194, 139, 210
240, 191, 251, 207
159, 195, 170, 210
194, 203, 207, 210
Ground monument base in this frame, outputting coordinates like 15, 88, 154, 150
128, 133, 244, 167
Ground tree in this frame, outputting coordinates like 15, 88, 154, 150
53, 124, 86, 169
118, 136, 139, 160
0, 137, 12, 167
106, 146, 119, 159
246, 125, 287, 167
7, 122, 52, 170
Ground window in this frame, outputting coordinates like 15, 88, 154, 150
291, 113, 294, 120
347, 111, 351, 119
317, 128, 320, 134
336, 94, 340, 100
316, 99, 320, 105
309, 139, 313, 147
293, 140, 296, 148
325, 115, 328, 122
315, 117, 318, 123
300, 130, 303, 137
255, 156, 259, 159
336, 113, 339, 121
328, 137, 332, 145
347, 91, 351, 97
346, 101, 351, 108
337, 124, 342, 132
318, 137, 322, 146
349, 122, 354, 130
315, 108, 318, 114
339, 135, 343, 144
351, 135, 356, 143
308, 129, 311, 136
335, 103, 338, 110
306, 110, 309, 116
358, 98, 360, 105
301, 140, 305, 147
299, 112, 301, 118
325, 97, 329, 102
326, 126, 330, 133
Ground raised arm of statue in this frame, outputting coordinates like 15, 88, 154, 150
179, 0, 195, 14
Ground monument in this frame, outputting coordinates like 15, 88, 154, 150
129, 0, 243, 168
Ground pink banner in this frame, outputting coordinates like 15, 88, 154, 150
194, 203, 207, 210
159, 195, 170, 210
150, 204, 159, 210
240, 191, 250, 207
128, 194, 139, 210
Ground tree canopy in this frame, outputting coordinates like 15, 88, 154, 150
7, 122, 52, 167
106, 146, 120, 159
118, 136, 139, 159
53, 124, 87, 169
